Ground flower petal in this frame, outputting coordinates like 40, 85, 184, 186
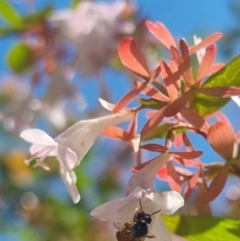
90, 186, 147, 221
196, 44, 216, 82
180, 107, 209, 133
129, 135, 141, 153
118, 37, 150, 79
152, 191, 184, 215
166, 162, 181, 193
28, 145, 57, 169
61, 168, 80, 203
98, 98, 116, 111
200, 162, 229, 203
141, 106, 166, 136
30, 144, 57, 156
58, 144, 78, 170
135, 81, 169, 102
20, 129, 56, 146
189, 32, 222, 55
102, 126, 131, 141
160, 60, 180, 100
125, 153, 171, 195
145, 21, 177, 49
164, 89, 196, 117
113, 89, 140, 112
56, 111, 135, 166
149, 215, 172, 241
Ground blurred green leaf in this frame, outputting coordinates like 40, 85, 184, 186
7, 43, 35, 74
163, 215, 240, 241
71, 0, 82, 9
33, 197, 91, 241
141, 122, 174, 141
151, 81, 169, 96
0, 6, 53, 37
22, 6, 53, 23
0, 0, 24, 28
0, 92, 11, 104
17, 227, 40, 241
173, 126, 189, 134
192, 55, 240, 116
137, 98, 167, 109
0, 27, 16, 35
110, 56, 123, 69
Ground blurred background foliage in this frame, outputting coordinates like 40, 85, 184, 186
0, 0, 240, 241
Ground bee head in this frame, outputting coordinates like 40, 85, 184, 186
135, 212, 152, 224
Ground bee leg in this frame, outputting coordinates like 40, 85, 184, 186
124, 223, 132, 230
114, 221, 128, 231
146, 235, 155, 239
133, 208, 141, 222
113, 222, 121, 230
120, 223, 132, 236
114, 222, 132, 230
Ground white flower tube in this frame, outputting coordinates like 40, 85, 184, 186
91, 153, 184, 241
20, 111, 135, 203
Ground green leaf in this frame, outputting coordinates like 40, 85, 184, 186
192, 55, 240, 116
0, 27, 15, 35
137, 98, 167, 109
173, 126, 189, 134
17, 227, 40, 241
71, 0, 82, 9
141, 122, 174, 141
0, 0, 24, 28
0, 92, 11, 104
7, 43, 35, 74
0, 6, 53, 37
151, 81, 168, 96
22, 6, 53, 24
163, 215, 240, 241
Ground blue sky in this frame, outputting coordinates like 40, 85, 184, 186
137, 0, 236, 34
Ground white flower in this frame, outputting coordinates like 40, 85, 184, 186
91, 153, 184, 241
62, 1, 134, 41
226, 184, 240, 201
41, 60, 86, 129
49, 1, 135, 75
193, 35, 206, 64
20, 111, 135, 203
0, 77, 35, 133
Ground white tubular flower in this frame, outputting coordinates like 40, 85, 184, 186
20, 111, 135, 203
91, 153, 184, 241
193, 35, 206, 64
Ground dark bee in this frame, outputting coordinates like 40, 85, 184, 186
116, 199, 161, 241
